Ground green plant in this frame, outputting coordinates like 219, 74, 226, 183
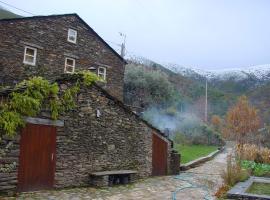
78, 70, 103, 86
241, 160, 270, 177
173, 132, 188, 145
124, 64, 179, 105
0, 107, 24, 137
0, 71, 99, 137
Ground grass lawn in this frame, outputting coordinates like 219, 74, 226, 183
174, 144, 218, 164
247, 182, 270, 196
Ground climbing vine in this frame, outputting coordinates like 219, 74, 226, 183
0, 70, 101, 138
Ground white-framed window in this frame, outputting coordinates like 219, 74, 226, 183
64, 57, 75, 73
98, 67, 106, 80
23, 46, 37, 66
67, 28, 77, 43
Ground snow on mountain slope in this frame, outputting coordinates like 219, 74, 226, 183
164, 63, 270, 81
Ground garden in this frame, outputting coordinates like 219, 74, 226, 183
215, 96, 270, 199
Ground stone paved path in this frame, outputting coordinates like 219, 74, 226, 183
5, 147, 231, 200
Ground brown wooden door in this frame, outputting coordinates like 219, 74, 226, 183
18, 123, 56, 192
152, 133, 168, 176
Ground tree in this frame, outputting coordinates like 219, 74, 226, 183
225, 96, 260, 157
124, 64, 178, 106
211, 115, 222, 131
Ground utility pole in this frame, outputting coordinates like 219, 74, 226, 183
205, 79, 208, 123
119, 32, 126, 58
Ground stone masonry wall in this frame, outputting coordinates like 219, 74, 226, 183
0, 135, 20, 195
54, 83, 153, 188
0, 15, 125, 101
0, 81, 173, 193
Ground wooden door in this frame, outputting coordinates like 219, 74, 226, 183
152, 133, 168, 176
18, 123, 56, 192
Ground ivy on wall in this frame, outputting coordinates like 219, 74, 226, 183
0, 70, 101, 138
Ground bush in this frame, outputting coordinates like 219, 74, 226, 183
217, 154, 250, 198
222, 155, 250, 187
215, 184, 230, 199
173, 132, 189, 145
241, 160, 270, 177
238, 144, 270, 164
124, 64, 178, 106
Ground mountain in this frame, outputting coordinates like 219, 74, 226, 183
0, 7, 22, 19
165, 63, 270, 82
125, 57, 235, 119
125, 56, 270, 124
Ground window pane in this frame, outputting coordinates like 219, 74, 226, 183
66, 59, 74, 66
68, 35, 75, 41
26, 48, 35, 56
99, 68, 105, 74
65, 65, 74, 73
25, 55, 34, 63
69, 30, 76, 36
68, 29, 77, 42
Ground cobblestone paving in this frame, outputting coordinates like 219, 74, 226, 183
5, 147, 231, 200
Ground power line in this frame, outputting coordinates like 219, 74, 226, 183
0, 0, 35, 16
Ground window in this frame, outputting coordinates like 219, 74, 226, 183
64, 58, 75, 73
23, 46, 37, 65
98, 67, 106, 80
67, 29, 77, 43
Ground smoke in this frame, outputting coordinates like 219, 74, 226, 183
143, 106, 203, 136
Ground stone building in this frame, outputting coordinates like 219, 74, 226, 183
0, 14, 125, 101
0, 14, 180, 194
0, 77, 179, 194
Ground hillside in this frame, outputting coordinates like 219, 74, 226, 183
124, 57, 234, 122
124, 56, 270, 131
0, 7, 21, 19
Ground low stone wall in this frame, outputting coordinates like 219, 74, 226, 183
0, 136, 20, 195
170, 150, 181, 175
180, 147, 224, 171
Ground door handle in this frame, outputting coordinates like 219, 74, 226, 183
51, 153, 54, 161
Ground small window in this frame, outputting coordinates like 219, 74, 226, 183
98, 67, 106, 80
23, 46, 37, 65
67, 29, 77, 43
64, 58, 75, 73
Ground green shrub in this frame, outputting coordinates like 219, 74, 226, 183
173, 132, 188, 145
0, 71, 99, 137
124, 64, 179, 105
241, 160, 270, 177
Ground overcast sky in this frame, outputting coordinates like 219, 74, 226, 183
3, 0, 270, 70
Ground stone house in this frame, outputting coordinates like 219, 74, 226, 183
0, 14, 180, 194
0, 13, 125, 101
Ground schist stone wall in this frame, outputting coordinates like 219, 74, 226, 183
0, 14, 125, 101
54, 82, 155, 188
0, 136, 20, 195
0, 81, 176, 194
